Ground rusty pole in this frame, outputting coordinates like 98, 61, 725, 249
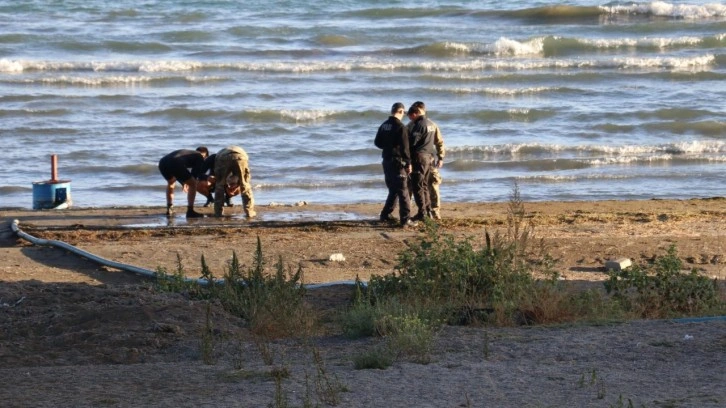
50, 154, 58, 182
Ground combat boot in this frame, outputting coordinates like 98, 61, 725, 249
203, 194, 214, 207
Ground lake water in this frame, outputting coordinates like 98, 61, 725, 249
1, 0, 725, 210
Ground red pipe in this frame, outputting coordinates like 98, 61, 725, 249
51, 154, 58, 182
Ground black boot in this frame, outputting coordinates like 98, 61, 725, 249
186, 207, 204, 218
203, 193, 214, 207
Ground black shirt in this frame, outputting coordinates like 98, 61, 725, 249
161, 149, 207, 178
374, 116, 411, 166
409, 115, 436, 156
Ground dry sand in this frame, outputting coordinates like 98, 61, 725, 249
1, 199, 725, 407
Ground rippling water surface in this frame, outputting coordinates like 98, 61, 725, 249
1, 1, 725, 209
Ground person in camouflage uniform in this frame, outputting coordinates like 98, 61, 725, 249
212, 146, 255, 218
407, 101, 445, 219
406, 104, 436, 220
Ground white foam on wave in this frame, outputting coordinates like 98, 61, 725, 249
395, 54, 715, 71
667, 140, 726, 153
602, 1, 726, 19
13, 75, 223, 86
444, 86, 556, 95
138, 61, 204, 72
449, 140, 726, 156
589, 154, 673, 165
36, 75, 156, 85
487, 37, 545, 56
615, 54, 715, 69
522, 174, 631, 182
279, 109, 338, 121
442, 42, 471, 53
581, 36, 703, 49
0, 59, 202, 73
0, 59, 23, 73
1, 53, 716, 75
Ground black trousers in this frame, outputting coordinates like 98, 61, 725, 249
380, 159, 411, 222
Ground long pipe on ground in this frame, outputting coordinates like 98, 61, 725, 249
11, 219, 361, 289
11, 220, 725, 321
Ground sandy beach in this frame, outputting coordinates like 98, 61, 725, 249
1, 198, 725, 407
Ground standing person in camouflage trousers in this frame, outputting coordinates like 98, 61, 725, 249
407, 105, 437, 221
213, 146, 256, 218
408, 101, 445, 220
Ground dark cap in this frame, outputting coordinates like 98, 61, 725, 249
391, 102, 406, 114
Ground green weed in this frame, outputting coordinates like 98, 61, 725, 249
605, 245, 722, 318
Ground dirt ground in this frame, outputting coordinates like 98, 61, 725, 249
1, 199, 725, 407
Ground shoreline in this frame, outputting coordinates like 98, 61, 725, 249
4, 195, 726, 224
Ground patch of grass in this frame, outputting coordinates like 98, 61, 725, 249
378, 312, 436, 364
366, 183, 562, 327
311, 346, 346, 406
342, 292, 442, 363
270, 372, 290, 408
340, 278, 379, 339
220, 238, 314, 338
352, 346, 394, 370
605, 245, 723, 318
200, 302, 216, 365
155, 237, 317, 339
340, 182, 726, 348
269, 365, 290, 380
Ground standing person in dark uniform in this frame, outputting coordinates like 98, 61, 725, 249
374, 102, 417, 228
157, 147, 208, 218
408, 101, 445, 219
407, 105, 437, 221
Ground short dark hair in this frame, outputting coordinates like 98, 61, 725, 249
195, 146, 209, 156
407, 106, 421, 116
412, 101, 426, 110
391, 102, 406, 114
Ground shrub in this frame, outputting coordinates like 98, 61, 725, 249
368, 185, 555, 325
378, 313, 436, 363
342, 282, 440, 364
604, 245, 722, 318
155, 236, 314, 338
220, 238, 312, 337
352, 347, 394, 370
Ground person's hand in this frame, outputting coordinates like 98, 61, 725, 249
406, 164, 412, 174
182, 184, 189, 193
437, 159, 444, 169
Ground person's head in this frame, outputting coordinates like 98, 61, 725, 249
411, 101, 426, 115
226, 173, 240, 189
407, 105, 421, 120
195, 146, 209, 158
390, 102, 406, 118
